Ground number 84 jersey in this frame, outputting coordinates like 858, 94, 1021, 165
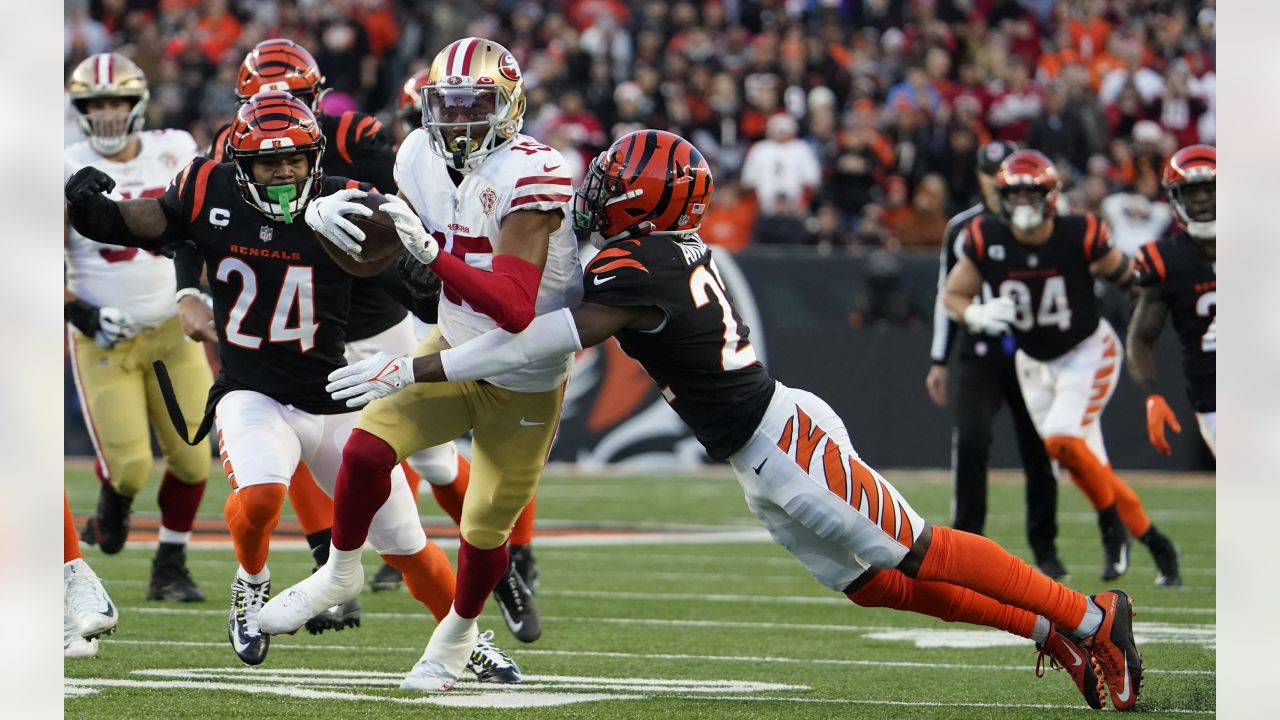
962, 213, 1112, 361
583, 235, 775, 462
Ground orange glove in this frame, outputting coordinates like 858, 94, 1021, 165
1145, 394, 1183, 456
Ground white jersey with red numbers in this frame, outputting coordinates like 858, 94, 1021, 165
394, 128, 582, 392
64, 129, 197, 328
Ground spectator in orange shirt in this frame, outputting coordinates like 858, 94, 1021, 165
699, 177, 758, 253
887, 175, 950, 250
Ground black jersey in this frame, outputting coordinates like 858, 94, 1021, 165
1134, 232, 1216, 412
582, 236, 775, 461
211, 110, 404, 340
162, 156, 370, 413
963, 213, 1113, 361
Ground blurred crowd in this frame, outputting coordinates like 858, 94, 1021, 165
66, 0, 1215, 257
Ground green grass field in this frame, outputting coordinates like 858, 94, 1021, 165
65, 462, 1215, 718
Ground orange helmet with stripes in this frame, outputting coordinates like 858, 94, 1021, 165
1163, 144, 1215, 239
225, 91, 326, 223
994, 150, 1061, 233
237, 39, 327, 112
422, 37, 527, 172
398, 68, 431, 135
67, 53, 149, 156
575, 130, 714, 246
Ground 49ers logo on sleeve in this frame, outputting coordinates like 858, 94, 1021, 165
498, 52, 521, 81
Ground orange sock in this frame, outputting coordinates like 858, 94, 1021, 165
225, 484, 286, 574
64, 492, 82, 563
380, 543, 457, 621
1045, 435, 1116, 510
288, 464, 334, 536
917, 525, 1087, 631
1109, 469, 1152, 537
401, 461, 422, 505
847, 568, 1037, 638
510, 496, 536, 546
430, 455, 470, 526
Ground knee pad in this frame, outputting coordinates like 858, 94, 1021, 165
106, 451, 153, 497
1044, 435, 1089, 469
367, 518, 427, 557
407, 445, 458, 486
165, 452, 210, 485
237, 484, 287, 528
460, 524, 508, 551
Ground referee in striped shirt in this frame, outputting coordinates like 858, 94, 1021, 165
926, 141, 1066, 580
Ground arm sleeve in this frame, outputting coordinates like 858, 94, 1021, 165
439, 308, 581, 382
172, 241, 204, 291
430, 251, 542, 332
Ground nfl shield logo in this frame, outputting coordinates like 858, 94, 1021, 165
259, 226, 273, 242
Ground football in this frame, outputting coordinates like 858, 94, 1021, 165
347, 191, 404, 264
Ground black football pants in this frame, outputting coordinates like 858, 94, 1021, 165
950, 350, 1059, 562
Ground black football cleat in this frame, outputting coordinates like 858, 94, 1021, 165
1140, 525, 1182, 587
228, 574, 271, 666
80, 484, 134, 555
510, 543, 540, 594
492, 562, 541, 643
147, 545, 206, 602
1035, 554, 1070, 581
305, 598, 362, 635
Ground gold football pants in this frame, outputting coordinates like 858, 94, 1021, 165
69, 316, 213, 496
356, 328, 564, 549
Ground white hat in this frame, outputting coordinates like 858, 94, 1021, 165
1132, 120, 1163, 144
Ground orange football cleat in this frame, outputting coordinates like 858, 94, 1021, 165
1037, 627, 1106, 709
1081, 590, 1144, 711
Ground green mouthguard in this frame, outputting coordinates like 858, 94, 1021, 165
266, 184, 298, 224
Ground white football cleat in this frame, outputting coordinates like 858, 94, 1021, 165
400, 658, 458, 692
401, 608, 478, 692
259, 558, 363, 635
63, 604, 99, 659
64, 558, 118, 639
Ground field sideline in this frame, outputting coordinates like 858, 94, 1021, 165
65, 461, 1215, 718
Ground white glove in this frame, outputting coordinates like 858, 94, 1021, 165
380, 196, 439, 265
325, 351, 416, 408
962, 297, 1017, 335
95, 307, 141, 348
304, 188, 371, 257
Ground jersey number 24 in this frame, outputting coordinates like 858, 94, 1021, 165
217, 258, 317, 352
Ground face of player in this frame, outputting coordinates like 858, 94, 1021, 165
1003, 186, 1050, 233
427, 88, 498, 153
249, 152, 311, 186
1182, 181, 1215, 222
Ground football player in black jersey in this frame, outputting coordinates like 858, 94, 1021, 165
943, 150, 1181, 588
1129, 145, 1216, 456
173, 39, 484, 618
327, 130, 1148, 711
927, 140, 1063, 579
63, 92, 520, 682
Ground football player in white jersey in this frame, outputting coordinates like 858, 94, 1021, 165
64, 52, 213, 602
262, 38, 581, 690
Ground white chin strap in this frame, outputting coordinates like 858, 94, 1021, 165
1185, 220, 1215, 239
1009, 206, 1045, 233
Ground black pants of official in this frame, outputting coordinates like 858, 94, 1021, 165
951, 344, 1059, 562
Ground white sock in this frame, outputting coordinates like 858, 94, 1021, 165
329, 546, 363, 582
158, 526, 192, 545
1073, 597, 1104, 638
1030, 615, 1051, 645
237, 566, 270, 584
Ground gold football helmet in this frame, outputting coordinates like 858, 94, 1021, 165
68, 53, 149, 156
422, 38, 527, 172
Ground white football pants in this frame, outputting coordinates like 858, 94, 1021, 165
728, 382, 926, 592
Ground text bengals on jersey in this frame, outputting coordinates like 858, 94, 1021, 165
229, 245, 303, 261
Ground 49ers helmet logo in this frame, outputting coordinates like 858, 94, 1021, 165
498, 52, 520, 82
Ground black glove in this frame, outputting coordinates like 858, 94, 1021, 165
396, 251, 442, 323
65, 298, 100, 337
65, 166, 116, 207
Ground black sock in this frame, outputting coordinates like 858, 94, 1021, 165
306, 528, 333, 567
